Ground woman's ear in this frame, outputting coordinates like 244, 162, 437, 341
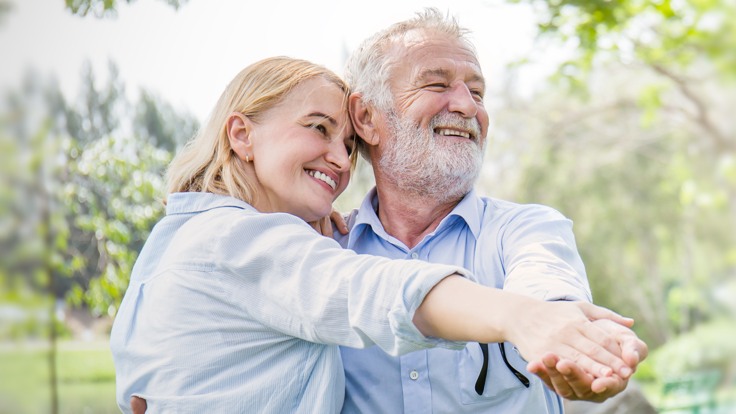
227, 112, 254, 162
349, 93, 380, 147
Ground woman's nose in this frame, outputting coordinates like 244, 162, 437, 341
325, 140, 350, 172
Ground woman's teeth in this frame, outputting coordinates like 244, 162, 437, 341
308, 170, 336, 190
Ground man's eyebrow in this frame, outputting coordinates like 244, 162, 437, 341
416, 68, 451, 81
416, 68, 486, 89
305, 112, 337, 125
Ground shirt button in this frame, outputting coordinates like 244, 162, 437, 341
410, 252, 419, 259
409, 370, 419, 380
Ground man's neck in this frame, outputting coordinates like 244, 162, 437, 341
374, 182, 463, 249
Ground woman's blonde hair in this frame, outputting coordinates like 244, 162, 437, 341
166, 56, 351, 203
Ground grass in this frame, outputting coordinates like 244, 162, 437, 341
0, 340, 118, 414
2, 338, 733, 413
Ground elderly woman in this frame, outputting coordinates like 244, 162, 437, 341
112, 57, 634, 413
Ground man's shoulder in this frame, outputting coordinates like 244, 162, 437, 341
477, 195, 565, 223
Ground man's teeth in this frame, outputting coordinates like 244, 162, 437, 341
308, 170, 337, 190
436, 128, 471, 139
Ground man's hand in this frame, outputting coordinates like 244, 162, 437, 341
529, 353, 629, 402
308, 208, 348, 237
527, 318, 648, 402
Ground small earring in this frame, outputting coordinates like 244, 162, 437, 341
245, 154, 250, 163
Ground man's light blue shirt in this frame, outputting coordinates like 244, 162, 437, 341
110, 192, 468, 414
336, 188, 592, 414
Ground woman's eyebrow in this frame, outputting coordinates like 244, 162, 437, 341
305, 112, 337, 126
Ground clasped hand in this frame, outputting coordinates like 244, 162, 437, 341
518, 301, 648, 402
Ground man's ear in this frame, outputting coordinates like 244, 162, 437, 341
227, 112, 254, 161
349, 93, 380, 147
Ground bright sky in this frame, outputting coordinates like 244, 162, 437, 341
0, 0, 546, 122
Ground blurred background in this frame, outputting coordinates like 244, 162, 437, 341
1, 0, 734, 413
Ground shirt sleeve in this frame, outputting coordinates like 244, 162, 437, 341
216, 211, 469, 356
498, 204, 592, 302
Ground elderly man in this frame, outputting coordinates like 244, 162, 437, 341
335, 8, 645, 413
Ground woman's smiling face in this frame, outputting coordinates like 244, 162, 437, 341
245, 76, 354, 222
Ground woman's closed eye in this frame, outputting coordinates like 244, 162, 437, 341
310, 123, 328, 135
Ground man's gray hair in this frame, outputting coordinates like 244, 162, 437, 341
344, 8, 475, 112
344, 8, 476, 160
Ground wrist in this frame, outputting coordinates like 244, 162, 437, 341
494, 290, 537, 345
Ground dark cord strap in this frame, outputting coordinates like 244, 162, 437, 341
475, 343, 530, 395
475, 343, 490, 395
499, 343, 530, 388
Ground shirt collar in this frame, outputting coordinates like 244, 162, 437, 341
165, 192, 256, 215
347, 188, 391, 248
446, 188, 482, 239
349, 187, 483, 246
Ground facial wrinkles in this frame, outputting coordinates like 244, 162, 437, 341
379, 110, 484, 203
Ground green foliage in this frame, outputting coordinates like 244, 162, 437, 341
1, 60, 197, 321
495, 0, 736, 354
500, 71, 734, 346
519, 0, 736, 82
65, 0, 187, 18
641, 317, 736, 380
135, 90, 198, 152
63, 133, 171, 316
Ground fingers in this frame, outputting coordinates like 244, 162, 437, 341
310, 209, 349, 237
589, 374, 627, 396
578, 302, 634, 328
330, 209, 349, 235
530, 354, 606, 402
527, 359, 554, 390
131, 396, 147, 414
590, 318, 648, 372
531, 355, 629, 403
309, 216, 334, 237
558, 321, 634, 380
568, 307, 641, 379
542, 354, 577, 400
621, 336, 648, 368
319, 216, 334, 237
554, 358, 600, 401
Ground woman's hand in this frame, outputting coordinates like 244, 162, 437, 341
527, 318, 647, 402
506, 300, 639, 382
131, 396, 147, 414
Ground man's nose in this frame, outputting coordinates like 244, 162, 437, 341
447, 83, 478, 118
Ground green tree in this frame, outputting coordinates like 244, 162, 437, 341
1, 62, 197, 412
65, 0, 187, 17
134, 90, 197, 152
490, 0, 735, 380
2, 63, 197, 305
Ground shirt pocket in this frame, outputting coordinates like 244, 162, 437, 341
458, 342, 529, 405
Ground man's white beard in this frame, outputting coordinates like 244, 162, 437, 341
378, 110, 484, 203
